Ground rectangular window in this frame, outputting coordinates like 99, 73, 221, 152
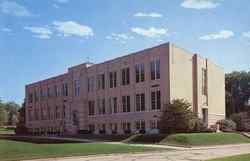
88, 76, 95, 92
28, 93, 33, 103
151, 90, 161, 110
122, 95, 130, 112
97, 99, 105, 115
88, 101, 95, 116
62, 83, 68, 96
151, 59, 160, 80
121, 68, 130, 85
122, 122, 131, 134
74, 80, 80, 96
97, 74, 105, 90
135, 120, 145, 131
109, 71, 117, 88
135, 64, 145, 83
202, 68, 208, 96
47, 88, 51, 98
54, 85, 59, 97
136, 93, 145, 111
34, 90, 39, 102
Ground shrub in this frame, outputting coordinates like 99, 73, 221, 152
159, 99, 198, 134
193, 118, 209, 132
216, 119, 236, 132
230, 113, 245, 131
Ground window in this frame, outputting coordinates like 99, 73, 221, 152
99, 124, 106, 134
88, 76, 95, 92
150, 120, 159, 129
40, 89, 44, 101
151, 59, 160, 80
62, 83, 68, 96
55, 106, 59, 119
202, 68, 208, 96
109, 71, 117, 88
74, 80, 80, 96
135, 120, 145, 131
122, 95, 130, 112
54, 85, 60, 97
47, 88, 51, 98
97, 74, 105, 90
122, 122, 131, 134
135, 64, 145, 83
28, 109, 32, 121
28, 93, 33, 103
110, 123, 118, 134
136, 93, 145, 111
151, 90, 161, 110
88, 101, 95, 116
88, 124, 95, 133
121, 68, 130, 85
72, 110, 79, 126
109, 97, 118, 114
98, 99, 106, 115
34, 90, 39, 102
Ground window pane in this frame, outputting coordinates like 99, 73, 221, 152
151, 92, 156, 110
151, 61, 155, 80
141, 93, 145, 111
156, 59, 160, 79
157, 91, 161, 109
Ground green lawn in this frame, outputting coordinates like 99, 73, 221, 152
0, 139, 159, 161
0, 128, 15, 135
206, 153, 250, 161
160, 133, 250, 147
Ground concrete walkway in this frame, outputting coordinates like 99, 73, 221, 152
25, 143, 250, 161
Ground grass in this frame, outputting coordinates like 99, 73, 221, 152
160, 133, 250, 147
0, 128, 15, 135
0, 139, 160, 161
206, 153, 250, 161
123, 134, 166, 144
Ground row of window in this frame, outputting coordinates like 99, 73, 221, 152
88, 120, 159, 134
28, 106, 66, 121
88, 91, 161, 115
28, 83, 69, 103
28, 59, 161, 103
88, 59, 161, 92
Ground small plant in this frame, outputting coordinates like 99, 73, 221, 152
216, 119, 236, 132
159, 99, 198, 134
230, 113, 245, 131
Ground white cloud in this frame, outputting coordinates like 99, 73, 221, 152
181, 0, 220, 9
242, 31, 250, 38
53, 21, 93, 38
52, 4, 60, 9
24, 26, 52, 39
0, 0, 32, 17
200, 30, 234, 40
131, 27, 168, 38
1, 27, 12, 32
54, 0, 69, 3
106, 33, 134, 40
134, 12, 163, 18
106, 33, 134, 43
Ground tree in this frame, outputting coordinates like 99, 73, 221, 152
159, 99, 198, 134
5, 102, 20, 125
226, 71, 250, 117
0, 106, 8, 126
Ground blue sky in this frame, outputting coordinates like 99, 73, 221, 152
0, 0, 250, 104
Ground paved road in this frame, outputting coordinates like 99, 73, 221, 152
26, 143, 250, 161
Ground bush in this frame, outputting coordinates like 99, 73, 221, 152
159, 99, 198, 134
216, 119, 236, 132
193, 118, 210, 132
230, 113, 245, 131
123, 134, 166, 144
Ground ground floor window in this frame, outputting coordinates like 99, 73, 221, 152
135, 120, 146, 133
122, 122, 131, 134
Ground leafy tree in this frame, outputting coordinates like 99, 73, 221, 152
226, 71, 250, 117
159, 99, 198, 134
0, 99, 20, 126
